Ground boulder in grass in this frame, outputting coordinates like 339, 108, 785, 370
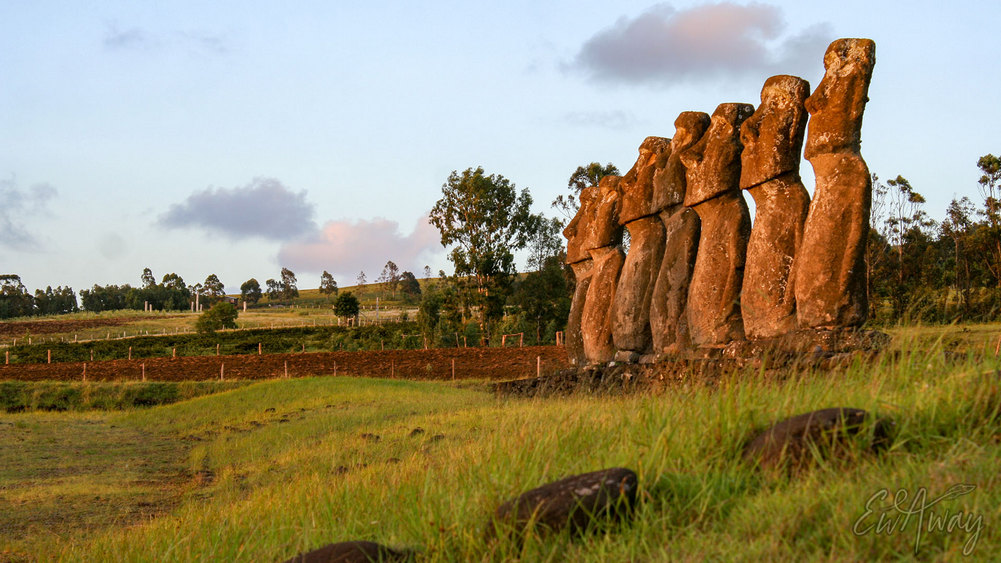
492, 467, 638, 537
282, 540, 413, 563
743, 407, 893, 470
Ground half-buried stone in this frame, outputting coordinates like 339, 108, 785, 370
491, 467, 638, 537
743, 407, 893, 471
281, 540, 414, 563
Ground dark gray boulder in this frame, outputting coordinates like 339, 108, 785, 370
492, 467, 638, 537
281, 540, 412, 563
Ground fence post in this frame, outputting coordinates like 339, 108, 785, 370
502, 335, 506, 347
82, 362, 87, 381
47, 350, 51, 364
284, 361, 288, 379
142, 363, 146, 381
451, 358, 455, 380
537, 355, 541, 377
90, 350, 94, 361
220, 363, 224, 381
258, 343, 262, 355
216, 343, 220, 356
172, 347, 176, 358
5, 350, 8, 365
128, 346, 132, 360
520, 333, 524, 347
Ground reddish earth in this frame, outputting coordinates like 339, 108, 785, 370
0, 316, 179, 338
0, 345, 569, 382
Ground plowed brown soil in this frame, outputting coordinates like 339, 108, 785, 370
0, 316, 178, 337
0, 345, 569, 382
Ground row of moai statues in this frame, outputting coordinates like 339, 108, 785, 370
564, 38, 877, 365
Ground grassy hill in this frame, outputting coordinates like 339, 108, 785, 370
3, 326, 1001, 560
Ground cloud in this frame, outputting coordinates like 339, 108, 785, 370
570, 2, 833, 85
277, 214, 444, 278
159, 178, 317, 240
0, 177, 57, 251
103, 24, 152, 50
561, 110, 637, 130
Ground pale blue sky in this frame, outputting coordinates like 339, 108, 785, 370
3, 1, 999, 294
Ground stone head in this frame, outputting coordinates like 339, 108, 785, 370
740, 75, 810, 189
651, 112, 710, 210
619, 136, 671, 224
564, 186, 600, 264
681, 103, 755, 207
589, 175, 623, 249
804, 38, 876, 158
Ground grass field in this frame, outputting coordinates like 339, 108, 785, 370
3, 326, 1001, 561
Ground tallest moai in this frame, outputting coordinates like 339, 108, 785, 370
794, 38, 876, 329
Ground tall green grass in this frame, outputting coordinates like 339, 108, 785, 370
5, 328, 1001, 561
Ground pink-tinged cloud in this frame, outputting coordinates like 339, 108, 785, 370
277, 214, 444, 278
572, 2, 833, 84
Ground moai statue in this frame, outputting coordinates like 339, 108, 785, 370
649, 111, 710, 355
794, 38, 876, 329
740, 75, 812, 339
681, 103, 755, 348
611, 137, 672, 362
563, 186, 601, 366
580, 176, 625, 364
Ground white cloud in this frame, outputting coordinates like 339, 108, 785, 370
571, 2, 833, 85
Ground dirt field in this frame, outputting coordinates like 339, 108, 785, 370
0, 345, 569, 382
0, 316, 179, 338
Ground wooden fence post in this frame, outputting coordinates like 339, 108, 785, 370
520, 333, 524, 347
216, 343, 220, 356
47, 350, 51, 364
172, 347, 176, 358
258, 343, 262, 355
142, 363, 146, 381
220, 363, 225, 381
5, 350, 8, 365
82, 362, 87, 382
451, 358, 455, 380
128, 346, 132, 360
90, 350, 94, 361
537, 355, 541, 377
284, 361, 288, 379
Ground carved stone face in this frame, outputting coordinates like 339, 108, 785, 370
590, 175, 623, 249
564, 186, 600, 264
619, 136, 671, 224
651, 112, 711, 211
681, 103, 755, 207
740, 75, 810, 190
804, 38, 876, 159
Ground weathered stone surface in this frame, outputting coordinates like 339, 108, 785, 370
740, 75, 811, 339
564, 186, 600, 264
649, 112, 709, 355
580, 176, 624, 364
564, 186, 601, 366
653, 112, 711, 212
796, 38, 876, 329
282, 540, 413, 563
682, 104, 755, 208
582, 247, 624, 364
743, 407, 893, 471
650, 207, 699, 354
619, 136, 672, 224
565, 260, 593, 366
493, 467, 638, 536
681, 103, 754, 347
612, 215, 665, 356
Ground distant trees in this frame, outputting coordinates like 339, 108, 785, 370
280, 267, 299, 300
265, 279, 281, 301
241, 278, 262, 305
201, 274, 225, 305
398, 271, 421, 299
378, 260, 401, 296
319, 271, 338, 298
195, 302, 238, 334
0, 275, 35, 319
33, 286, 78, 315
357, 271, 367, 287
334, 291, 360, 319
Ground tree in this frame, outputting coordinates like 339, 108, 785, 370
0, 275, 34, 319
33, 286, 77, 315
423, 265, 433, 280
977, 154, 1001, 286
511, 254, 571, 342
141, 268, 156, 289
319, 271, 338, 298
525, 215, 566, 272
280, 267, 299, 300
241, 278, 262, 305
378, 260, 401, 296
265, 279, 281, 301
202, 274, 225, 305
429, 166, 535, 337
357, 271, 367, 287
334, 291, 360, 319
195, 301, 239, 334
941, 197, 976, 315
398, 271, 421, 300
552, 162, 619, 220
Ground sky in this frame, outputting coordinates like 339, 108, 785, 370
3, 1, 1000, 295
